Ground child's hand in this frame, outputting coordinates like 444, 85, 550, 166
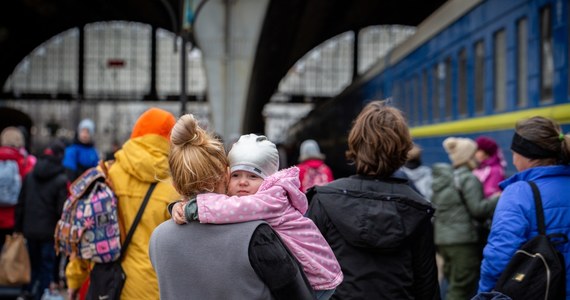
172, 201, 188, 224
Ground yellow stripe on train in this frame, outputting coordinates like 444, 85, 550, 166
410, 103, 570, 138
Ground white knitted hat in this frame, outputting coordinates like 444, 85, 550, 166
443, 137, 477, 167
227, 134, 279, 178
298, 139, 325, 162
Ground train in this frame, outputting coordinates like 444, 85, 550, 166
284, 0, 570, 178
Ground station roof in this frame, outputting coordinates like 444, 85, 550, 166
0, 0, 446, 131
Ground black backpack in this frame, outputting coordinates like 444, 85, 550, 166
494, 181, 567, 300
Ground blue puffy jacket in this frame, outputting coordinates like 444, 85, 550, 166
478, 165, 570, 298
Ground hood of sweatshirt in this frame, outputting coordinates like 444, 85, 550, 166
259, 166, 308, 215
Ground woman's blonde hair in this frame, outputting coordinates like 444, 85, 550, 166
169, 114, 229, 197
346, 100, 412, 177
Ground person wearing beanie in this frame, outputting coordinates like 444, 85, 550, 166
171, 133, 343, 299
478, 116, 570, 297
432, 136, 499, 300
473, 136, 505, 198
15, 140, 68, 300
65, 108, 179, 300
297, 139, 334, 193
62, 118, 99, 181
227, 134, 279, 178
0, 126, 36, 250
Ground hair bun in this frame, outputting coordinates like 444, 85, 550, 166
171, 114, 204, 146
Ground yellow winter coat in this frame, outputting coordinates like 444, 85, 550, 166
66, 134, 179, 300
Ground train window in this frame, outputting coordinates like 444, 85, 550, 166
421, 71, 429, 123
392, 83, 402, 112
540, 5, 553, 103
517, 18, 528, 108
458, 49, 467, 116
474, 41, 485, 114
412, 75, 419, 125
404, 80, 411, 123
494, 29, 507, 112
432, 65, 440, 121
444, 57, 452, 119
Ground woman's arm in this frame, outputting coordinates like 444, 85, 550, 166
479, 184, 529, 292
462, 175, 498, 219
249, 224, 316, 300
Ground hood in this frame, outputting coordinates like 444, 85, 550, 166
431, 163, 455, 193
315, 177, 433, 251
32, 157, 65, 180
113, 134, 171, 183
401, 165, 431, 182
259, 166, 308, 214
0, 146, 23, 161
499, 165, 570, 190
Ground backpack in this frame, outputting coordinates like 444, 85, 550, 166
301, 164, 330, 192
494, 181, 567, 300
54, 166, 121, 263
0, 160, 22, 206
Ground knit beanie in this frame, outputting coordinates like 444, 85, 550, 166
78, 119, 95, 137
43, 140, 66, 161
407, 144, 422, 161
298, 139, 325, 162
227, 134, 279, 178
475, 136, 498, 156
443, 137, 477, 167
1, 127, 24, 148
130, 108, 176, 140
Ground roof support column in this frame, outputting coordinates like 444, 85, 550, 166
194, 0, 269, 139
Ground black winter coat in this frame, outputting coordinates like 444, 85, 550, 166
306, 175, 440, 300
15, 156, 68, 241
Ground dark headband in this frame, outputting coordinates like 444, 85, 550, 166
511, 132, 558, 159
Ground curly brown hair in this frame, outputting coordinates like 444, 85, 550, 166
346, 100, 412, 177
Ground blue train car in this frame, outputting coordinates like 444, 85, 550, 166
286, 0, 570, 178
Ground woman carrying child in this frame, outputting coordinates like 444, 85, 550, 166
171, 133, 343, 299
150, 114, 315, 300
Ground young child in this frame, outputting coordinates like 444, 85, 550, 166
172, 134, 343, 299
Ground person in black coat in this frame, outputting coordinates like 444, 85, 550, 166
306, 100, 440, 300
15, 140, 68, 300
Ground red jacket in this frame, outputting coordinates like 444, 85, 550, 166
0, 146, 35, 229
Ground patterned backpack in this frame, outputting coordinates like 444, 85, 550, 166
54, 166, 121, 263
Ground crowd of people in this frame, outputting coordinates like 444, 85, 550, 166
1, 99, 569, 300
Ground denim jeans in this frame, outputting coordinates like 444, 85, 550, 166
26, 239, 56, 300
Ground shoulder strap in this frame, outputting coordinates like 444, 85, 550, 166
121, 182, 158, 256
527, 181, 546, 235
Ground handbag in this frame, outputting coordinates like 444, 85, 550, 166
86, 182, 157, 300
0, 233, 31, 285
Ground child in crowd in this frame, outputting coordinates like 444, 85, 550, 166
171, 134, 343, 300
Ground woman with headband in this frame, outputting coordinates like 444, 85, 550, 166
478, 116, 570, 297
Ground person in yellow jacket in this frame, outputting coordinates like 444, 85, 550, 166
66, 107, 179, 300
